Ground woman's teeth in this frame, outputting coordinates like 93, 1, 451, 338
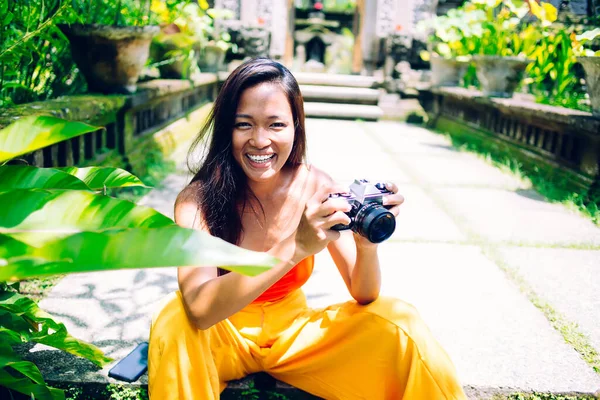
247, 154, 275, 163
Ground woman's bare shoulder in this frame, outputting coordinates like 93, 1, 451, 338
305, 164, 336, 191
174, 181, 203, 229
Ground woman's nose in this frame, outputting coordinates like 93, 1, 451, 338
250, 127, 271, 148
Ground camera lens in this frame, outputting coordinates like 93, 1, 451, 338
354, 203, 396, 243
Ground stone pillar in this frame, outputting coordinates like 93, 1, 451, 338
284, 0, 296, 66
241, 0, 259, 24
267, 0, 289, 60
359, 0, 379, 74
352, 0, 365, 74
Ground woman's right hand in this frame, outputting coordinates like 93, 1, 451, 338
293, 184, 352, 261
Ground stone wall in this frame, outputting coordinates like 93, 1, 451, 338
0, 75, 219, 177
419, 87, 600, 194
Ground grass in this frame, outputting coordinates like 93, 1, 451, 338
442, 133, 600, 226
496, 393, 599, 400
483, 245, 600, 375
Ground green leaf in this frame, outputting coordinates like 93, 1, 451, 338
0, 165, 90, 191
576, 28, 600, 42
54, 166, 149, 190
0, 327, 26, 346
0, 368, 63, 400
0, 353, 46, 384
0, 226, 278, 281
0, 116, 100, 163
0, 189, 174, 246
0, 290, 112, 367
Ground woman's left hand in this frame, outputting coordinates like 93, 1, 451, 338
353, 181, 404, 248
382, 181, 404, 218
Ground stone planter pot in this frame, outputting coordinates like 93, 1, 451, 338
151, 32, 202, 79
59, 24, 159, 94
198, 45, 227, 73
473, 55, 532, 98
430, 56, 469, 87
578, 56, 600, 117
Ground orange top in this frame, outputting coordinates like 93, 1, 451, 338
252, 255, 315, 303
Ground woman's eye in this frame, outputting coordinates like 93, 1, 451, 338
271, 122, 286, 128
234, 122, 251, 128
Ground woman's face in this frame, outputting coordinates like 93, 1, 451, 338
232, 82, 295, 184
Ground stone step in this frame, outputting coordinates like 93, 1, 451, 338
304, 102, 384, 121
300, 85, 380, 105
294, 72, 381, 88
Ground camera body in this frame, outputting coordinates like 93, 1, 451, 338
330, 179, 396, 243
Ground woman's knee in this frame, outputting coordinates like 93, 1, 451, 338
357, 296, 426, 335
150, 291, 195, 344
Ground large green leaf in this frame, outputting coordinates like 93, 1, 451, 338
0, 368, 63, 400
0, 165, 147, 191
0, 226, 278, 281
54, 166, 149, 190
0, 353, 46, 384
0, 116, 100, 163
0, 165, 90, 190
0, 189, 174, 246
0, 290, 112, 367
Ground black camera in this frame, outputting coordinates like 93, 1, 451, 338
329, 179, 396, 243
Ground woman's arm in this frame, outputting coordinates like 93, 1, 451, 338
176, 183, 350, 330
327, 232, 382, 305
326, 181, 405, 305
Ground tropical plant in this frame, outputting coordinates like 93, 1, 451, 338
572, 27, 600, 57
68, 0, 159, 27
0, 0, 86, 107
417, 8, 476, 61
0, 116, 278, 399
149, 0, 234, 78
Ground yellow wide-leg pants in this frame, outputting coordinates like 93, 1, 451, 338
148, 289, 466, 400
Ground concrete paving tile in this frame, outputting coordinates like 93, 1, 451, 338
305, 118, 413, 185
400, 154, 526, 189
137, 174, 188, 219
498, 246, 600, 353
434, 187, 600, 246
304, 244, 600, 392
364, 120, 462, 155
37, 268, 178, 361
391, 184, 466, 242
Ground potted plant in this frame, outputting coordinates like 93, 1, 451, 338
572, 28, 600, 116
466, 0, 557, 98
150, 2, 234, 78
150, 0, 204, 79
58, 0, 160, 94
196, 8, 235, 73
417, 8, 473, 87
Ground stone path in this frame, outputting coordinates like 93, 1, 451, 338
33, 118, 600, 398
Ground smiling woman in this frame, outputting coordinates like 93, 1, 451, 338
232, 82, 296, 184
148, 57, 467, 400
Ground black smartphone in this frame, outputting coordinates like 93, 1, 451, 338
108, 342, 149, 383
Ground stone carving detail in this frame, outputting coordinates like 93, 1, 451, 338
568, 0, 589, 14
238, 26, 271, 58
376, 0, 397, 38
215, 0, 240, 19
412, 0, 439, 40
257, 0, 274, 28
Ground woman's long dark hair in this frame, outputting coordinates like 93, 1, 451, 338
187, 57, 307, 249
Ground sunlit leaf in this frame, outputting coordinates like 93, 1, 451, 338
0, 116, 100, 163
0, 189, 173, 246
0, 165, 90, 191
0, 225, 278, 281
54, 166, 148, 190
